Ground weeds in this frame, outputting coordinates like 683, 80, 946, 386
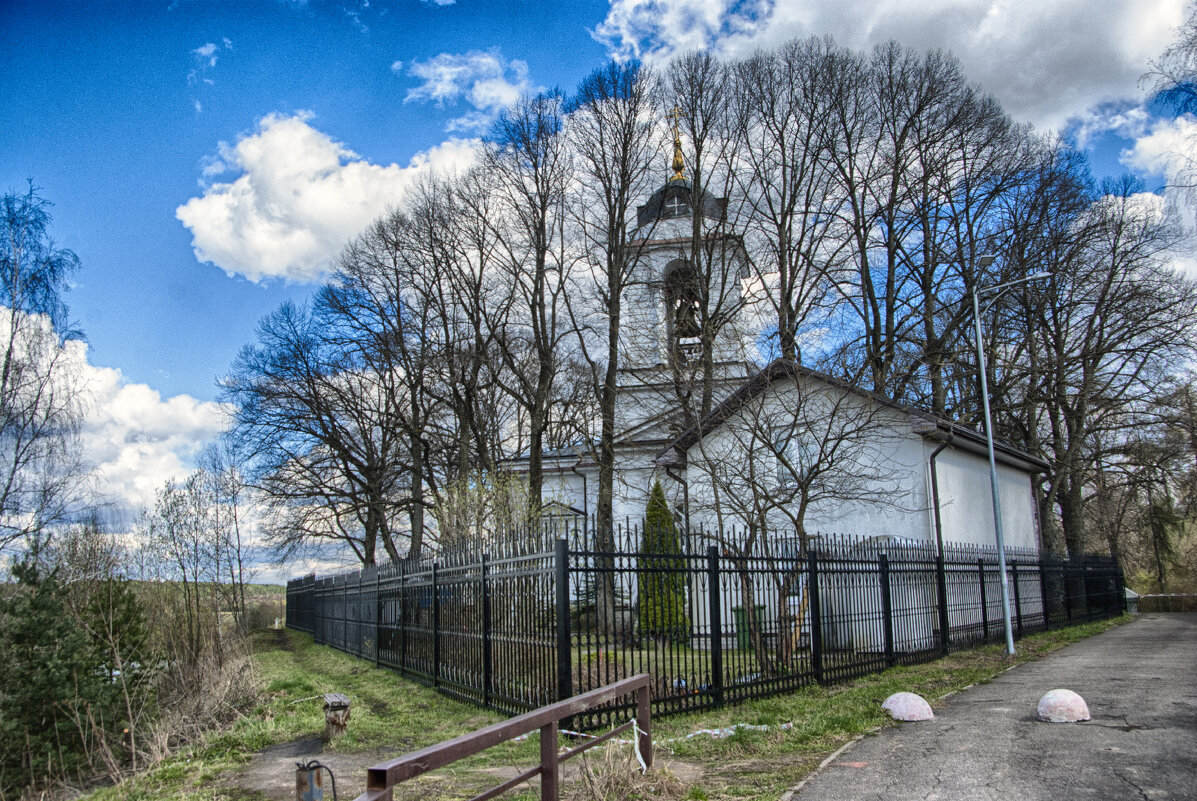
80, 615, 1128, 801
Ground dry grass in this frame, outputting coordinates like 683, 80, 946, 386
568, 742, 690, 801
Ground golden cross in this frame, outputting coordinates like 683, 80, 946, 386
668, 106, 685, 180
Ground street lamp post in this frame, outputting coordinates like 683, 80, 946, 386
971, 256, 1050, 656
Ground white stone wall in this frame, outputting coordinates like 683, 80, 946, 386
929, 445, 1039, 550
682, 373, 1041, 553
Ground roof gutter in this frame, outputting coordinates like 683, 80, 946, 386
925, 424, 1049, 474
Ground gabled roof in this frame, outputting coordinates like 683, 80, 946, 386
658, 358, 1051, 473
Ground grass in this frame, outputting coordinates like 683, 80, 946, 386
81, 615, 1129, 801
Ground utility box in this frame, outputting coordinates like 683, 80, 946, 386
323, 693, 351, 741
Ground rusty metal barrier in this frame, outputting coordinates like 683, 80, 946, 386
352, 673, 651, 801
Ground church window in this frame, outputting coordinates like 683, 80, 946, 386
775, 427, 816, 486
663, 195, 689, 218
665, 262, 701, 342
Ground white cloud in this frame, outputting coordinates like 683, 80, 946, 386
1123, 114, 1197, 181
403, 48, 535, 132
187, 38, 232, 99
193, 42, 219, 65
422, 0, 456, 5
1123, 114, 1197, 266
592, 0, 769, 61
67, 343, 229, 517
1070, 103, 1153, 150
593, 0, 1185, 134
176, 112, 479, 282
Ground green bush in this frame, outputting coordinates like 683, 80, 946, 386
637, 481, 690, 643
0, 558, 152, 796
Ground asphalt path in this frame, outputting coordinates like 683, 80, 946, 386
787, 614, 1197, 801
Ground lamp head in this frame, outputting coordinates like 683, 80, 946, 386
978, 255, 996, 268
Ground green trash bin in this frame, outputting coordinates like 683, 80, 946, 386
732, 605, 765, 650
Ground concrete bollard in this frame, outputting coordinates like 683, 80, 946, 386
881, 691, 934, 721
323, 693, 351, 740
1037, 689, 1090, 722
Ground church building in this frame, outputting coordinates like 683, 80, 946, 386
506, 128, 1047, 554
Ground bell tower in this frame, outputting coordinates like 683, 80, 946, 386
613, 111, 754, 435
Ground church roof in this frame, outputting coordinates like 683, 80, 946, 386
657, 359, 1050, 473
635, 178, 727, 229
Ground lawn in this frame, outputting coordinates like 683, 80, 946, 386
81, 615, 1128, 801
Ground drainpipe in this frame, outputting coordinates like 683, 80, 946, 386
928, 435, 952, 557
663, 465, 690, 539
570, 459, 588, 539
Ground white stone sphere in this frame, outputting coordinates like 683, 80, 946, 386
1037, 689, 1090, 723
882, 691, 934, 721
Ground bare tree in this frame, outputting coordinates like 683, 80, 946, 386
685, 362, 907, 674
1001, 179, 1197, 555
223, 300, 407, 565
658, 50, 748, 424
1143, 9, 1197, 218
731, 37, 846, 364
564, 60, 660, 537
0, 185, 92, 551
481, 92, 575, 506
198, 440, 252, 629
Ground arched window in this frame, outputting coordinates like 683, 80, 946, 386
664, 261, 701, 343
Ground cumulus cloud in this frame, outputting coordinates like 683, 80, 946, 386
1123, 114, 1197, 265
1123, 114, 1197, 180
66, 343, 229, 517
176, 112, 479, 282
593, 0, 1185, 133
402, 48, 536, 132
1070, 102, 1153, 150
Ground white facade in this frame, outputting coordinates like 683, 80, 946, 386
677, 366, 1044, 552
515, 176, 1045, 556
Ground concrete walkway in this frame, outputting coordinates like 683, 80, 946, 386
788, 614, 1197, 801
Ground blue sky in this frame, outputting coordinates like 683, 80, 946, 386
0, 0, 1191, 530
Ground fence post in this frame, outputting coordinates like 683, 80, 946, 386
375, 566, 382, 667
1039, 554, 1052, 631
1011, 562, 1024, 637
555, 538, 572, 703
1116, 562, 1127, 614
706, 546, 723, 707
807, 548, 824, 684
540, 720, 560, 801
316, 579, 324, 644
432, 561, 441, 689
1067, 560, 1077, 622
879, 553, 895, 667
1084, 564, 1095, 621
637, 680, 653, 771
936, 553, 950, 654
481, 553, 492, 708
399, 559, 409, 673
978, 558, 989, 641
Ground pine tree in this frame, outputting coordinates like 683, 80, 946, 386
637, 481, 690, 643
0, 557, 147, 794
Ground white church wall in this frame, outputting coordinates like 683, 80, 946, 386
682, 374, 928, 542
931, 446, 1039, 550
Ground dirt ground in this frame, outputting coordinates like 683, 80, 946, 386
224, 735, 705, 800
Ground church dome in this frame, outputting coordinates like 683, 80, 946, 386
635, 178, 727, 230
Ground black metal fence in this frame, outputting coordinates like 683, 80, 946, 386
286, 522, 1125, 728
